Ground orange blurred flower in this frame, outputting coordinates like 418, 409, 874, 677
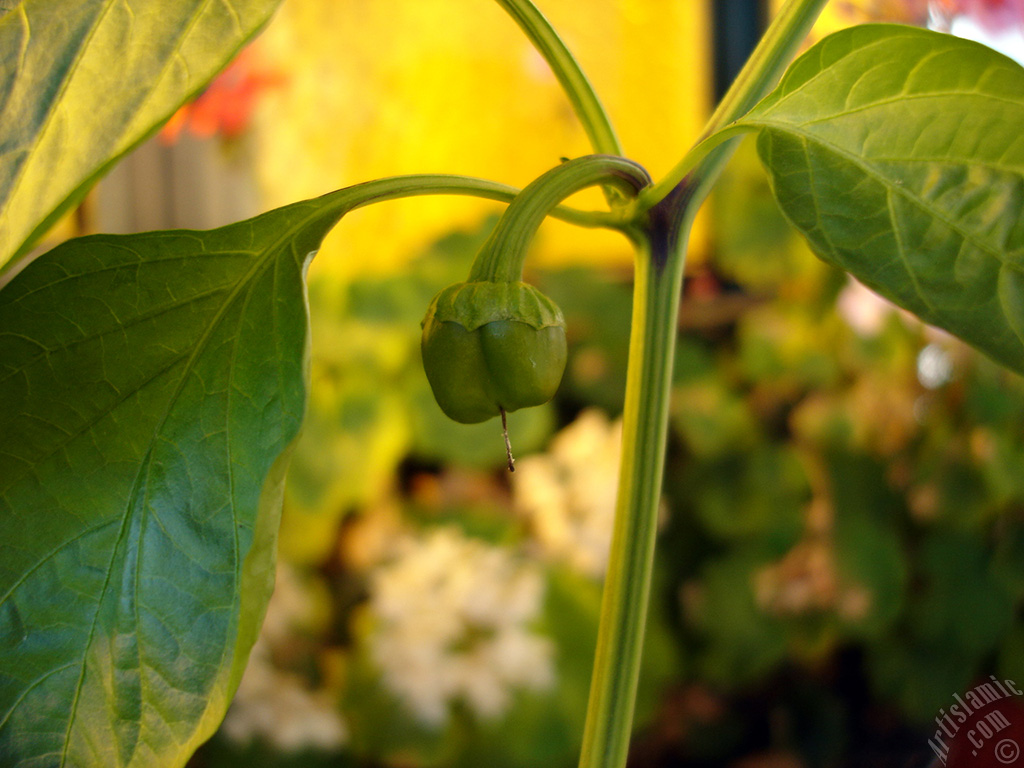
160, 45, 286, 144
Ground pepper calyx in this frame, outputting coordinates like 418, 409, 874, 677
423, 280, 564, 332
420, 280, 568, 424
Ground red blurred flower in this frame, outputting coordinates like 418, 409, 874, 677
829, 0, 932, 26
935, 0, 1024, 32
160, 45, 286, 144
831, 0, 1024, 31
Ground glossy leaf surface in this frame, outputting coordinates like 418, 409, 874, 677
0, 0, 282, 269
743, 25, 1024, 374
0, 191, 355, 767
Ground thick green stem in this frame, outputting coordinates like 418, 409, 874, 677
577, 3, 831, 768
576, 207, 685, 768
468, 156, 649, 283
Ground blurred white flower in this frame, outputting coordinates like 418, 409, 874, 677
513, 408, 622, 578
222, 649, 348, 751
836, 278, 898, 337
222, 564, 348, 752
368, 527, 554, 727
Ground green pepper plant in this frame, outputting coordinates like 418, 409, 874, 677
2, 1, 1023, 766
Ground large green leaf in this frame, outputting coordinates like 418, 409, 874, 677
0, 189, 363, 766
0, 175, 520, 767
740, 25, 1024, 375
0, 0, 282, 270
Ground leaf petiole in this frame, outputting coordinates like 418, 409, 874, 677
641, 0, 830, 211
577, 4, 831, 768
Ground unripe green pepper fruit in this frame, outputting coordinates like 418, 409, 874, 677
421, 280, 567, 424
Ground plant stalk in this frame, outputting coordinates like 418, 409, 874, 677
469, 156, 650, 283
576, 209, 685, 768
577, 3, 831, 768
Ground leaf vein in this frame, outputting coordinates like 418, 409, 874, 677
756, 121, 1011, 269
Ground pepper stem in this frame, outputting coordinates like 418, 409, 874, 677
500, 407, 516, 472
467, 155, 651, 284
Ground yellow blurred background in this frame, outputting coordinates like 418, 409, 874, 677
250, 0, 712, 279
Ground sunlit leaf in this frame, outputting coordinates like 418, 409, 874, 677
742, 24, 1024, 375
0, 188, 365, 766
0, 0, 282, 269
